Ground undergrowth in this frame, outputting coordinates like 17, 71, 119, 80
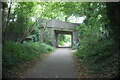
75, 38, 119, 77
2, 41, 55, 77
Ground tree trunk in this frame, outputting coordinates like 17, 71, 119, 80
4, 1, 12, 42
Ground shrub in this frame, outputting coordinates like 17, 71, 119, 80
75, 37, 118, 74
2, 41, 55, 77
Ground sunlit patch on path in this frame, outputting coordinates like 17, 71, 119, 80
22, 48, 76, 78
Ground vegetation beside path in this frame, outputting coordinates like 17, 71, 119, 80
2, 2, 119, 78
3, 41, 55, 78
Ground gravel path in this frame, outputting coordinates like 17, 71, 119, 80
22, 48, 76, 78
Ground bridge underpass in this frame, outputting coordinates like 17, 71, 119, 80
54, 30, 73, 48
22, 19, 79, 78
38, 19, 79, 47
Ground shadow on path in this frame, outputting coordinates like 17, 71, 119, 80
22, 48, 76, 78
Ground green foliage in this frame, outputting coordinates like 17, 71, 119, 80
2, 2, 119, 77
2, 2, 41, 41
75, 32, 118, 74
58, 34, 72, 46
32, 43, 56, 53
58, 41, 65, 46
3, 41, 55, 76
73, 2, 118, 76
75, 24, 118, 75
106, 3, 120, 47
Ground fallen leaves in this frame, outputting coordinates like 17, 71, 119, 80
74, 55, 118, 78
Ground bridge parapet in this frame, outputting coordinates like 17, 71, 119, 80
38, 19, 79, 30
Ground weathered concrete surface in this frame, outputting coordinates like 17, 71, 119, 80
73, 31, 79, 47
38, 19, 79, 47
22, 48, 76, 78
38, 19, 79, 30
